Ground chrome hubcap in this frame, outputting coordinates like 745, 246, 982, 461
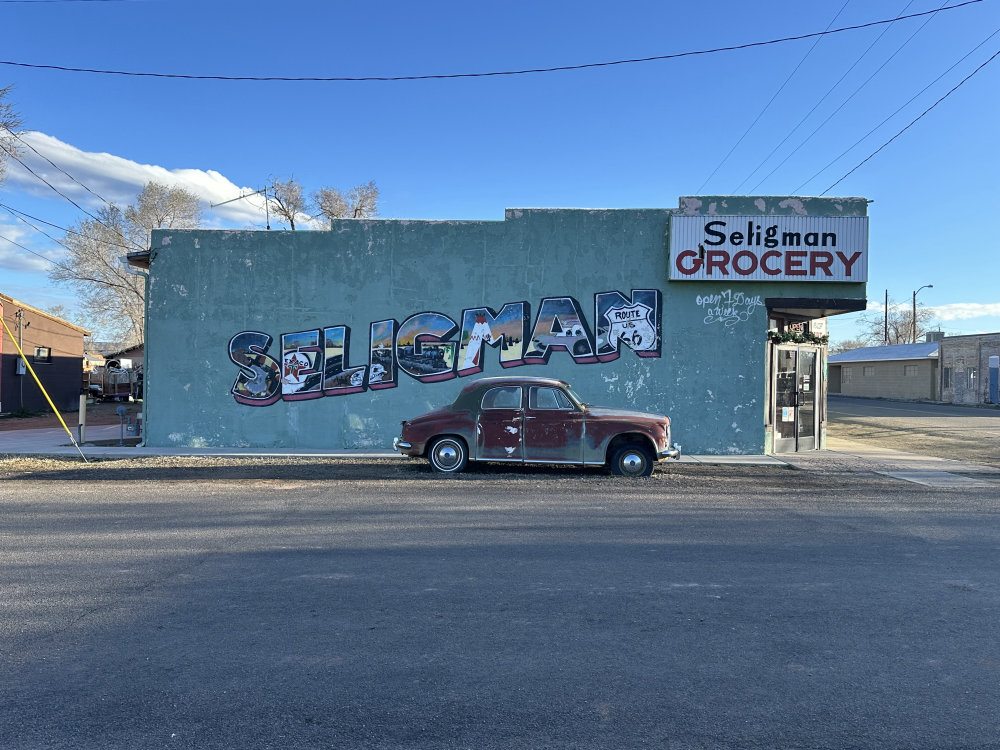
434, 443, 460, 469
621, 451, 645, 474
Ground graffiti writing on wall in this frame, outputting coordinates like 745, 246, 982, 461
229, 289, 662, 406
696, 290, 764, 328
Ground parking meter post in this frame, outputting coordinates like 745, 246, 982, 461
116, 405, 127, 447
79, 394, 87, 444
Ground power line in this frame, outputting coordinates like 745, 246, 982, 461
822, 46, 1000, 194
0, 230, 63, 269
0, 139, 143, 249
732, 0, 918, 193
747, 0, 948, 193
0, 1, 982, 82
0, 200, 137, 251
0, 140, 109, 224
696, 0, 851, 194
5, 128, 118, 210
0, 202, 73, 250
793, 26, 1000, 193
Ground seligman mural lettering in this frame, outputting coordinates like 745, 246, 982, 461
229, 289, 661, 406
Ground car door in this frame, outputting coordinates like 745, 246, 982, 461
476, 385, 524, 461
522, 385, 584, 464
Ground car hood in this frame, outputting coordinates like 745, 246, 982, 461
585, 406, 668, 422
405, 406, 454, 423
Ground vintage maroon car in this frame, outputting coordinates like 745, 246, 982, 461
393, 376, 680, 476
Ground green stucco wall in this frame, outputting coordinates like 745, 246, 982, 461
144, 196, 867, 454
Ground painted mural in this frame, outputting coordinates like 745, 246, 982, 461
229, 289, 662, 406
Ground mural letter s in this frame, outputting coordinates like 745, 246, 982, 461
229, 331, 281, 406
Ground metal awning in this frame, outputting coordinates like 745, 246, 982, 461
126, 250, 152, 270
765, 297, 867, 319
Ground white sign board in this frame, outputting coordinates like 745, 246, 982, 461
670, 215, 868, 282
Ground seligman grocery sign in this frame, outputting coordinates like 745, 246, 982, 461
669, 215, 868, 282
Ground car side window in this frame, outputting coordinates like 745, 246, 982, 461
482, 386, 522, 410
529, 386, 574, 410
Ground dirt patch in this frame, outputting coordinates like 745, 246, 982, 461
0, 401, 143, 432
829, 416, 1000, 468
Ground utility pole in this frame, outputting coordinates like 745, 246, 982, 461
912, 285, 933, 344
15, 308, 25, 409
884, 290, 888, 344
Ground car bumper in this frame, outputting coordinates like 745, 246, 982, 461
659, 443, 681, 460
393, 437, 414, 453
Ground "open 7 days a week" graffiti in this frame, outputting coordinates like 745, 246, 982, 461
228, 289, 661, 406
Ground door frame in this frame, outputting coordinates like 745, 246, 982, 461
771, 344, 823, 453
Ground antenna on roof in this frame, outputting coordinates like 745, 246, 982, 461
210, 186, 271, 230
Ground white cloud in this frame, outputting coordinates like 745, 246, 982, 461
863, 299, 1000, 322
0, 219, 61, 273
928, 303, 1000, 321
4, 131, 311, 228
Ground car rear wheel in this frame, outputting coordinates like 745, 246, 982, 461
428, 436, 469, 474
610, 443, 654, 477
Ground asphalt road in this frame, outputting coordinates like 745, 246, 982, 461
828, 396, 1000, 467
2, 459, 999, 749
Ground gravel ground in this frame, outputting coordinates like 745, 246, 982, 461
0, 454, 801, 483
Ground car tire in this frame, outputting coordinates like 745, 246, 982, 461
428, 436, 469, 474
610, 443, 654, 477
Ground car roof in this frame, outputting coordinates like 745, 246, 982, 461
457, 376, 571, 394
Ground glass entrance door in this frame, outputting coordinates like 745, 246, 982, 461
773, 346, 819, 452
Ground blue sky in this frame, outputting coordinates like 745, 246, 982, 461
1, 0, 998, 344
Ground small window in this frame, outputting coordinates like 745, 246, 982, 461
33, 347, 52, 364
863, 366, 875, 377
904, 365, 919, 376
842, 367, 852, 384
943, 367, 952, 388
967, 367, 978, 389
529, 386, 574, 410
481, 386, 522, 410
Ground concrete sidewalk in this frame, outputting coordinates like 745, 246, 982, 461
779, 436, 1000, 488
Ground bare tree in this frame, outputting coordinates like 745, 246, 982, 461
314, 180, 380, 221
0, 85, 24, 187
855, 300, 937, 345
44, 304, 89, 329
50, 181, 202, 346
50, 205, 144, 345
124, 181, 202, 245
269, 178, 307, 230
312, 185, 349, 221
829, 337, 871, 354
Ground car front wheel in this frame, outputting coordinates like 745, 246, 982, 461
610, 444, 654, 477
428, 436, 469, 474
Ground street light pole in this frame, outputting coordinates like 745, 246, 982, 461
912, 284, 933, 343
